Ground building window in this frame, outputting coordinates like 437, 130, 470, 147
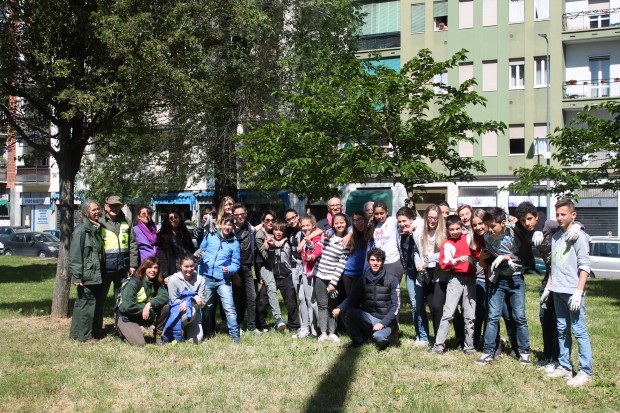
411, 3, 425, 33
533, 123, 549, 158
509, 0, 524, 23
434, 0, 448, 31
482, 131, 497, 157
589, 0, 611, 29
509, 58, 525, 89
589, 56, 610, 98
459, 130, 474, 157
534, 0, 550, 20
482, 60, 497, 91
459, 0, 474, 29
483, 0, 497, 26
459, 62, 474, 87
534, 56, 548, 87
509, 125, 525, 155
359, 1, 401, 50
433, 72, 448, 94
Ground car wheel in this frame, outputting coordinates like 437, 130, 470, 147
37, 250, 48, 258
4, 249, 12, 256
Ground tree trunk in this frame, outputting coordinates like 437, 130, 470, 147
50, 149, 78, 318
212, 122, 238, 206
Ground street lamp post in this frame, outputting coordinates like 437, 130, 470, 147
538, 33, 551, 218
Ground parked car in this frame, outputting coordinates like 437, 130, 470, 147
3, 232, 60, 258
43, 229, 61, 239
0, 226, 30, 243
589, 236, 620, 280
0, 240, 4, 255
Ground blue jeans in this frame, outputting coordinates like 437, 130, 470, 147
203, 278, 239, 338
482, 274, 530, 355
405, 270, 429, 341
553, 292, 593, 376
343, 308, 392, 346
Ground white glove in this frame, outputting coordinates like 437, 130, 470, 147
532, 231, 544, 247
490, 256, 504, 273
508, 259, 522, 271
569, 289, 583, 311
540, 288, 550, 305
564, 224, 582, 242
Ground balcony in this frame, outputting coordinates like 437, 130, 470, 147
563, 8, 620, 31
15, 166, 50, 184
563, 79, 620, 100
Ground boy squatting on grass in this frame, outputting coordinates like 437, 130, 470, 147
431, 215, 478, 355
541, 199, 593, 387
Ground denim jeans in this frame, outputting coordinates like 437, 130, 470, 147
406, 269, 430, 341
553, 292, 593, 376
203, 278, 240, 338
482, 274, 530, 355
343, 307, 392, 346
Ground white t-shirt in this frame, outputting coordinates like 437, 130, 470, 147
373, 216, 401, 264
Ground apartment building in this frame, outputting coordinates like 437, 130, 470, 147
350, 0, 619, 235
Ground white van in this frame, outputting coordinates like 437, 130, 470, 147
589, 237, 620, 280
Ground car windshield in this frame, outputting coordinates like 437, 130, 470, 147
35, 234, 59, 242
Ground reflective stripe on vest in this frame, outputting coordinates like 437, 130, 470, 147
102, 221, 130, 254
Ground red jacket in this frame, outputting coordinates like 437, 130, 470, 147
439, 234, 476, 276
300, 235, 323, 276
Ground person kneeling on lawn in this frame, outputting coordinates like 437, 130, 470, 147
332, 248, 400, 349
117, 256, 169, 346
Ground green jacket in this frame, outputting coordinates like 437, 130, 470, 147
98, 211, 139, 272
118, 276, 169, 323
69, 218, 105, 285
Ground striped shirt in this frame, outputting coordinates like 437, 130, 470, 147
315, 235, 349, 286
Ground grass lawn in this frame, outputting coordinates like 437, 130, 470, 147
0, 255, 619, 413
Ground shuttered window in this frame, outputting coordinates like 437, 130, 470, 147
411, 3, 425, 33
361, 1, 401, 36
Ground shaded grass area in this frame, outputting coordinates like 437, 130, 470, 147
0, 256, 619, 413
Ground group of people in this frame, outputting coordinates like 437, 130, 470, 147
68, 194, 594, 387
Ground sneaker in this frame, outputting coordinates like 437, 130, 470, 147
519, 352, 531, 365
274, 319, 286, 332
534, 358, 550, 367
328, 333, 340, 343
463, 348, 477, 356
430, 345, 444, 355
476, 353, 494, 365
232, 336, 241, 345
538, 361, 559, 374
567, 371, 592, 387
246, 328, 262, 336
413, 338, 430, 348
292, 328, 310, 339
547, 366, 572, 379
317, 334, 329, 343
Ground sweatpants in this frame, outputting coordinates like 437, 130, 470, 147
430, 280, 465, 346
434, 275, 476, 351
259, 267, 282, 321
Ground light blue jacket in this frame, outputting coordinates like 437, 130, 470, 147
198, 229, 241, 281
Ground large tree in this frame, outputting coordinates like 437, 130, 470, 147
239, 49, 505, 202
0, 0, 222, 317
510, 101, 619, 198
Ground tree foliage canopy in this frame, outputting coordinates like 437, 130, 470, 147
510, 101, 620, 198
239, 49, 505, 202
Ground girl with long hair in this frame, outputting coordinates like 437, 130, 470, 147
156, 209, 196, 281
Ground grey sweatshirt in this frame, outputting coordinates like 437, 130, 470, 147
550, 229, 591, 294
168, 271, 206, 303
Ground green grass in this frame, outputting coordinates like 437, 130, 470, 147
0, 255, 619, 413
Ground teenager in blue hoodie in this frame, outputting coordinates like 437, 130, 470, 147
199, 213, 242, 344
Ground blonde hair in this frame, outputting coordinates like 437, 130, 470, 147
217, 196, 235, 225
422, 205, 446, 256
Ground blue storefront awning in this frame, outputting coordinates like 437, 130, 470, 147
152, 192, 195, 205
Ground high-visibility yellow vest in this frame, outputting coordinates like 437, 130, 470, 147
102, 220, 130, 253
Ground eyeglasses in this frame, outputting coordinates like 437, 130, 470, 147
233, 213, 246, 218
264, 218, 275, 223
427, 217, 438, 222
285, 216, 298, 222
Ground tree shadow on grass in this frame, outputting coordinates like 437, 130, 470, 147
303, 344, 361, 413
0, 262, 57, 283
0, 297, 76, 316
586, 279, 620, 308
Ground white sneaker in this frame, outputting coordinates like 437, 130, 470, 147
547, 366, 572, 379
567, 371, 592, 387
413, 338, 430, 348
538, 362, 559, 374
292, 328, 310, 339
328, 333, 340, 343
317, 334, 329, 343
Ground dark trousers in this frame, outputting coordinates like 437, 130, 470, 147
95, 270, 126, 337
117, 304, 169, 346
257, 275, 300, 330
232, 264, 258, 330
430, 280, 465, 346
70, 284, 102, 341
540, 275, 559, 361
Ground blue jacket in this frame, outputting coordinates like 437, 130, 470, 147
198, 229, 241, 281
163, 290, 198, 342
